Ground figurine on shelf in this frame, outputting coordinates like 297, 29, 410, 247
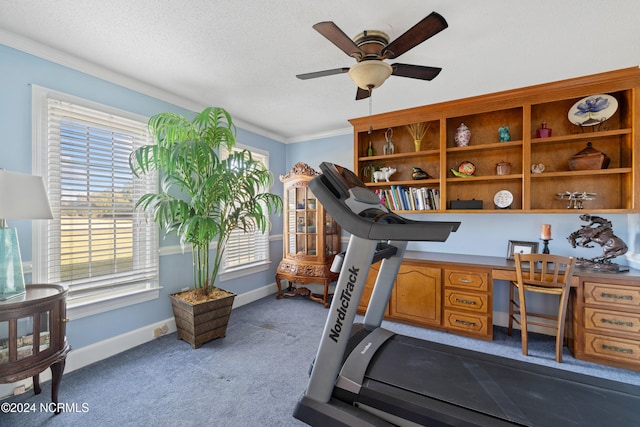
373, 167, 397, 182
567, 214, 629, 272
531, 163, 545, 174
411, 167, 430, 180
498, 125, 511, 142
383, 128, 395, 155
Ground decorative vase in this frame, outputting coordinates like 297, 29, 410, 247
454, 123, 471, 147
495, 161, 512, 176
367, 140, 374, 156
536, 122, 552, 138
413, 139, 421, 152
498, 125, 511, 142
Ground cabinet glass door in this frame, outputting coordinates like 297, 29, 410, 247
17, 316, 34, 360
39, 311, 51, 352
0, 321, 7, 364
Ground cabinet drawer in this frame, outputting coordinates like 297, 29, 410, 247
443, 310, 489, 336
444, 269, 488, 291
444, 289, 489, 314
584, 332, 640, 365
584, 307, 640, 334
584, 282, 640, 309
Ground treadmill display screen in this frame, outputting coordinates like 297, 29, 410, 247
320, 162, 366, 196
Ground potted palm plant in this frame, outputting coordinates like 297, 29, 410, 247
129, 106, 282, 348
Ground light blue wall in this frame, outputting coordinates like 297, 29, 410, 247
3, 40, 637, 351
1, 44, 286, 349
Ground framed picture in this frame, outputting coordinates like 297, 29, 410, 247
506, 240, 539, 260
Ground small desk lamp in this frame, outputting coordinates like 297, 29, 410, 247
0, 169, 53, 300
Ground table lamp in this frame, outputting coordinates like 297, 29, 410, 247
0, 169, 53, 300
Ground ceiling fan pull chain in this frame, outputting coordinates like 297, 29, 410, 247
368, 87, 373, 134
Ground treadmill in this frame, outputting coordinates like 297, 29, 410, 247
293, 162, 640, 427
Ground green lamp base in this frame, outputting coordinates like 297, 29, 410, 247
0, 227, 26, 300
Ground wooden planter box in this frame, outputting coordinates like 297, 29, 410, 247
169, 291, 236, 349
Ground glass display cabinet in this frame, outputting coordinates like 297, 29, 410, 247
276, 163, 341, 307
0, 284, 69, 411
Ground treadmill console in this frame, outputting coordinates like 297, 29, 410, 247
309, 162, 460, 242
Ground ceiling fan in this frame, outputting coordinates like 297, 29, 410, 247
296, 12, 448, 100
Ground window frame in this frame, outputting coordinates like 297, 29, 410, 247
31, 85, 160, 320
218, 143, 273, 281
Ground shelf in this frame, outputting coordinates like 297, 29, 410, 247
358, 149, 439, 162
531, 128, 632, 145
351, 67, 640, 213
446, 140, 523, 153
531, 167, 632, 178
446, 174, 523, 183
365, 178, 439, 187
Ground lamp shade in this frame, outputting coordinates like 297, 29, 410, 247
0, 169, 53, 300
0, 169, 53, 220
348, 60, 393, 90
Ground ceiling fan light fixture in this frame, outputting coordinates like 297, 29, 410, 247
348, 61, 392, 90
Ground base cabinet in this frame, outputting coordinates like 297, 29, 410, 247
358, 261, 491, 339
576, 279, 640, 370
391, 263, 441, 327
443, 268, 492, 339
359, 253, 640, 371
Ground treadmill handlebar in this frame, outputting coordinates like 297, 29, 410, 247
309, 163, 460, 242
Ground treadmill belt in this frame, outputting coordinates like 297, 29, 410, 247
357, 334, 640, 426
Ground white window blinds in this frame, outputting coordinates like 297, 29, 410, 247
221, 146, 271, 272
33, 90, 158, 302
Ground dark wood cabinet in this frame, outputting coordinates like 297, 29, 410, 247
0, 284, 69, 408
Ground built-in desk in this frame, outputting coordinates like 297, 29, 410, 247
359, 251, 640, 371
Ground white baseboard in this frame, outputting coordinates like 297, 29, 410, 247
1, 283, 278, 400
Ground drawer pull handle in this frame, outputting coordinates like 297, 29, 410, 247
455, 319, 477, 327
457, 278, 472, 283
601, 318, 633, 328
455, 298, 477, 305
600, 292, 633, 301
601, 344, 633, 355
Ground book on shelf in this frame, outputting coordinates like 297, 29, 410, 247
377, 186, 439, 211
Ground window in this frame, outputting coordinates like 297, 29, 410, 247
219, 144, 272, 280
32, 86, 159, 318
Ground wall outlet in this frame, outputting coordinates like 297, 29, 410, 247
153, 324, 169, 337
13, 385, 26, 395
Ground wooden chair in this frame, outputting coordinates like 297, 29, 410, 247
508, 253, 576, 362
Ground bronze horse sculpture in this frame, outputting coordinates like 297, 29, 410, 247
567, 214, 628, 271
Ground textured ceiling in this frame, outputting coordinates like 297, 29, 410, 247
1, 1, 640, 142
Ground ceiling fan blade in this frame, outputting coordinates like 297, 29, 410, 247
355, 87, 371, 100
382, 12, 448, 59
391, 64, 442, 80
313, 21, 363, 58
296, 68, 350, 80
